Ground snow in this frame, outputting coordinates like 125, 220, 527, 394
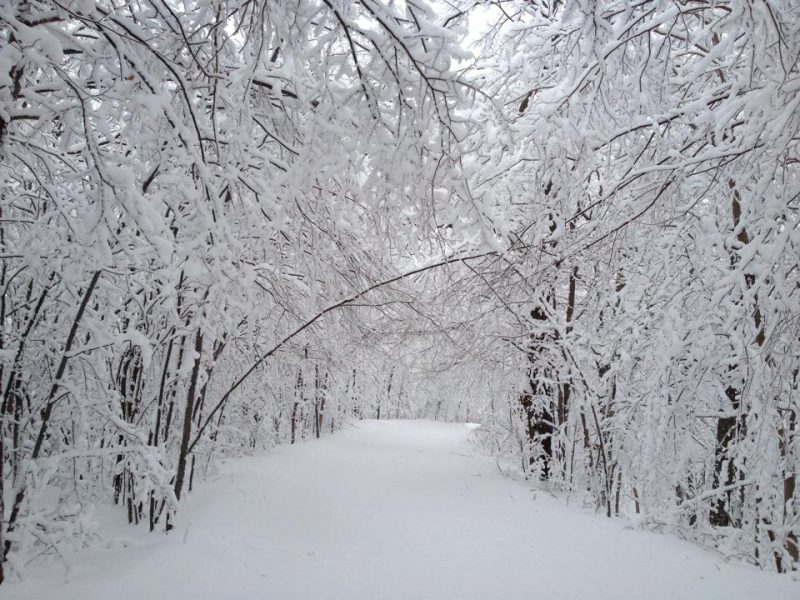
5, 420, 797, 600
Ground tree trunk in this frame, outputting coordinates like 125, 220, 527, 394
173, 328, 204, 504
519, 304, 556, 479
710, 182, 759, 529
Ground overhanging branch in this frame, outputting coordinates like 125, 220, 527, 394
186, 248, 498, 453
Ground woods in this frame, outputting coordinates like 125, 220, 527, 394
1, 0, 799, 583
465, 0, 800, 572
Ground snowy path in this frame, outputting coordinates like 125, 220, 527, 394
5, 420, 797, 599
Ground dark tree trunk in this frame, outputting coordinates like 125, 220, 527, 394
173, 328, 204, 504
710, 183, 759, 529
710, 386, 744, 527
519, 304, 555, 479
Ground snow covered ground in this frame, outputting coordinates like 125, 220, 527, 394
4, 420, 797, 599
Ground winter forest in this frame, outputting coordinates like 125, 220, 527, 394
1, 0, 799, 595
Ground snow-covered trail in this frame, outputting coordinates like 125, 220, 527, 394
6, 420, 797, 599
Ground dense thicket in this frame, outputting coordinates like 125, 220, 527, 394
0, 0, 474, 581
1, 0, 798, 581
463, 0, 800, 572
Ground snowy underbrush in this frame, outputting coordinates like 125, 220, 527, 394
466, 417, 799, 577
3, 409, 354, 584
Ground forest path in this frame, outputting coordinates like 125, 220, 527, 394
5, 420, 797, 599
